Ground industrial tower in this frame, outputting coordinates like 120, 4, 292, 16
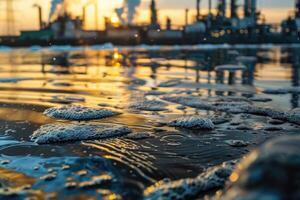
230, 0, 238, 19
217, 0, 226, 17
196, 0, 201, 21
296, 0, 300, 18
149, 0, 160, 29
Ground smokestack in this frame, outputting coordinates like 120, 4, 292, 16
150, 0, 158, 27
208, 0, 212, 15
196, 0, 201, 21
230, 0, 238, 18
297, 0, 300, 18
33, 4, 43, 30
217, 0, 226, 17
82, 5, 86, 28
244, 0, 256, 18
185, 9, 189, 26
251, 0, 257, 18
166, 17, 171, 30
244, 0, 250, 17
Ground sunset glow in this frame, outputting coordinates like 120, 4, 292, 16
0, 0, 295, 35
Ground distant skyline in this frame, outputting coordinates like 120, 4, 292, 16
0, 0, 296, 35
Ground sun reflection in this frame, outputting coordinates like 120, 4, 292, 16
110, 51, 123, 67
110, 16, 121, 28
113, 51, 122, 60
229, 172, 239, 183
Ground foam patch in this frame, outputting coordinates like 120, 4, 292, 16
144, 161, 236, 200
44, 105, 120, 121
129, 100, 168, 111
31, 123, 131, 144
169, 116, 214, 130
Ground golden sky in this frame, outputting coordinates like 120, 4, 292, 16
0, 0, 295, 35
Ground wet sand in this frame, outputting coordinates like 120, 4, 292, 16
0, 45, 299, 199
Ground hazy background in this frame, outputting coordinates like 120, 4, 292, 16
0, 0, 295, 35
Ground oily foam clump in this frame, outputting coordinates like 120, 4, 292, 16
44, 105, 120, 121
144, 161, 236, 200
169, 116, 214, 130
30, 123, 132, 144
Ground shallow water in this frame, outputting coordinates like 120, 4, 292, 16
0, 45, 300, 199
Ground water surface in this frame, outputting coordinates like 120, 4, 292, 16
0, 45, 299, 199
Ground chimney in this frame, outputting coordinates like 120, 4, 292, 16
230, 0, 238, 18
33, 4, 43, 30
251, 0, 257, 18
166, 17, 171, 30
150, 0, 158, 26
185, 9, 189, 26
208, 0, 212, 15
296, 0, 300, 18
244, 0, 250, 17
82, 6, 86, 28
244, 0, 256, 18
217, 0, 226, 17
196, 0, 201, 21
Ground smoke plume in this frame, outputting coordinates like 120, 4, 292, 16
49, 0, 85, 21
116, 0, 141, 25
49, 0, 63, 20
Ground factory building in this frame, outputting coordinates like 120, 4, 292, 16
5, 0, 300, 46
282, 0, 300, 37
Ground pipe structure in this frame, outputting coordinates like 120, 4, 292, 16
251, 0, 257, 18
230, 0, 238, 18
196, 0, 201, 21
82, 5, 86, 28
150, 0, 158, 26
244, 0, 250, 17
185, 8, 189, 26
296, 0, 300, 18
208, 0, 212, 15
217, 0, 226, 17
244, 0, 256, 18
33, 4, 43, 30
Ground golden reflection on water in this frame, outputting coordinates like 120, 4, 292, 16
0, 108, 50, 124
83, 138, 157, 182
0, 167, 35, 187
0, 47, 299, 198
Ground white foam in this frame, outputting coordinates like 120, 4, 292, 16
125, 132, 155, 140
169, 116, 214, 130
44, 105, 120, 121
144, 161, 236, 200
31, 123, 132, 144
130, 100, 168, 111
285, 108, 300, 124
225, 140, 249, 147
162, 95, 287, 121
